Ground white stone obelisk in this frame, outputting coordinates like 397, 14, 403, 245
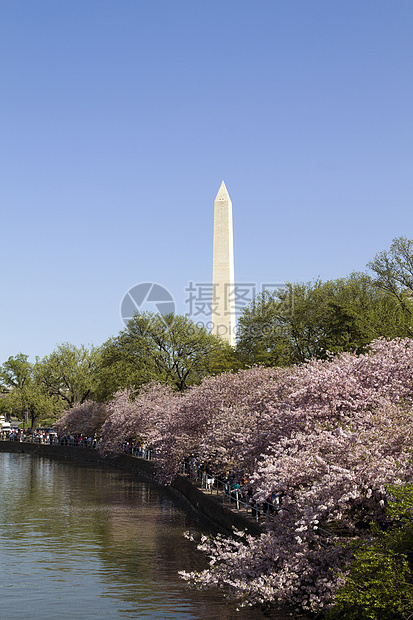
212, 181, 236, 346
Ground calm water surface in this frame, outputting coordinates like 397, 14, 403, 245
0, 453, 288, 619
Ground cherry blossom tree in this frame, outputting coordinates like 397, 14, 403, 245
93, 337, 413, 612
154, 365, 289, 479
97, 382, 182, 480
54, 401, 108, 436
176, 339, 413, 611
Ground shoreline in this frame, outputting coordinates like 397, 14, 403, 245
0, 440, 262, 535
0, 440, 308, 619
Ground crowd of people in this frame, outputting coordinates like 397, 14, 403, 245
2, 427, 97, 447
180, 454, 284, 519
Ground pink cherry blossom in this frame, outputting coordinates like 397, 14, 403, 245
82, 338, 413, 611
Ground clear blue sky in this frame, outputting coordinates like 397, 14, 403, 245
1, 0, 412, 362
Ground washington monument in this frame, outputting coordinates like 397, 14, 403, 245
212, 181, 236, 346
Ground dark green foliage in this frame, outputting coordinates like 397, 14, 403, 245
326, 485, 413, 620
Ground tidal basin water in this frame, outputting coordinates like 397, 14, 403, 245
0, 453, 288, 620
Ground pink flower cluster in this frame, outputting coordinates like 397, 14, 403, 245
97, 338, 413, 611
54, 400, 108, 436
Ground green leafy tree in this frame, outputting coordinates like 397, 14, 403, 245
207, 340, 245, 375
0, 353, 32, 392
1, 384, 63, 430
0, 353, 63, 428
368, 235, 413, 332
37, 343, 102, 408
236, 273, 411, 365
96, 312, 234, 399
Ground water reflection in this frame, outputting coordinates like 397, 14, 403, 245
0, 453, 288, 619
